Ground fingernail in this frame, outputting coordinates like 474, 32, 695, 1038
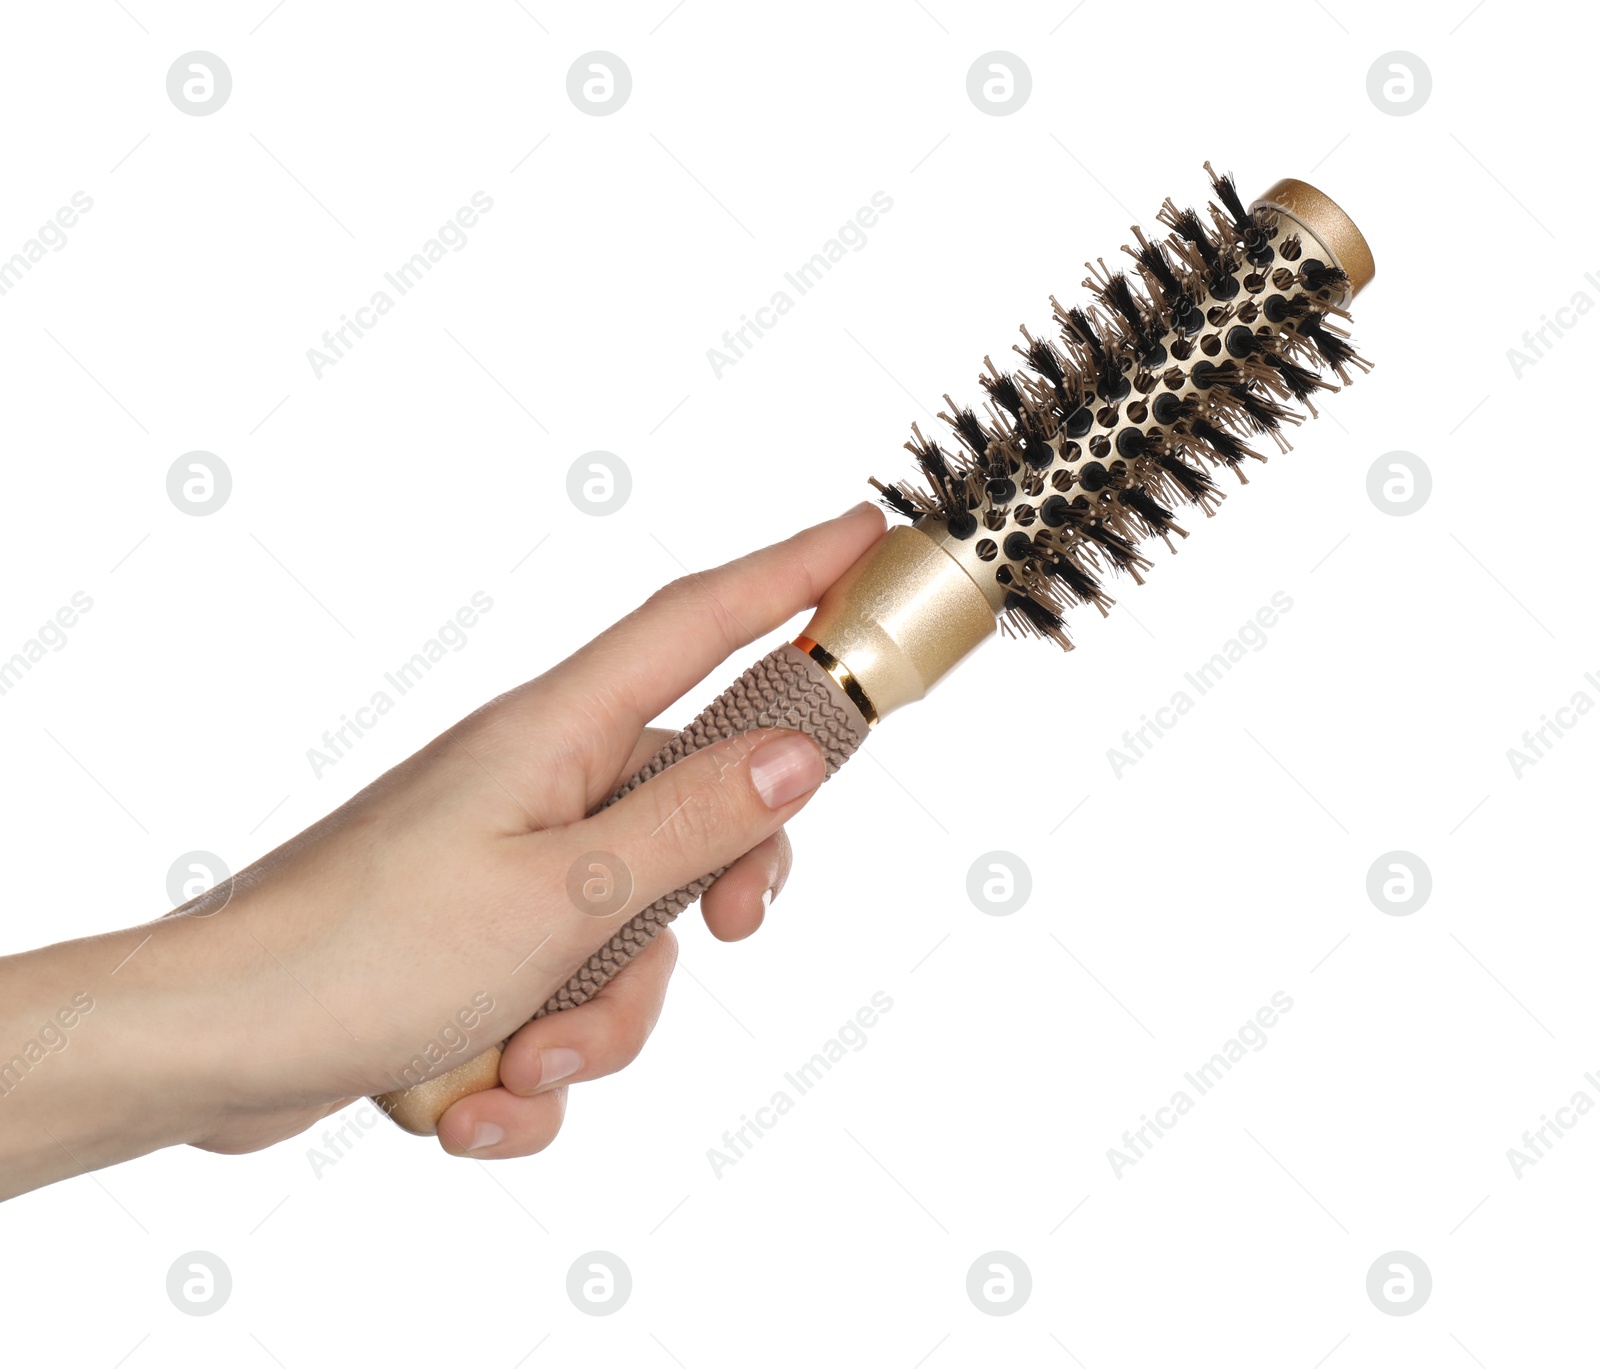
840, 499, 874, 518
750, 733, 824, 809
762, 887, 773, 911
468, 1121, 505, 1151
537, 1047, 583, 1090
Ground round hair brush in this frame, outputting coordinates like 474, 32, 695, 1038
378, 167, 1375, 1135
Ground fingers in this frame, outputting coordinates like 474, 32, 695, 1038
550, 503, 884, 737
434, 930, 677, 1158
701, 830, 791, 941
618, 730, 792, 941
566, 728, 823, 922
435, 1083, 567, 1160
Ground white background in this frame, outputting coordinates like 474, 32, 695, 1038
0, 0, 1593, 1363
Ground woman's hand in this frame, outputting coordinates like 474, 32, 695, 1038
0, 503, 886, 1198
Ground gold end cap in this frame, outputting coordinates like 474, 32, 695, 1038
1253, 178, 1375, 299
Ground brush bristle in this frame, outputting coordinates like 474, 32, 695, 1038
873, 165, 1368, 648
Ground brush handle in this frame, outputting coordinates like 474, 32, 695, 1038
376, 641, 871, 1134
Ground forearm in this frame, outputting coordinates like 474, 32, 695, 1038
0, 921, 220, 1199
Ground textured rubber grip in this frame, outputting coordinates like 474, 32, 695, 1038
376, 642, 870, 1134
542, 641, 870, 1010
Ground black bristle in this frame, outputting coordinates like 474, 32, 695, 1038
1262, 352, 1327, 403
872, 479, 917, 519
1004, 591, 1069, 645
1223, 382, 1290, 434
1039, 494, 1072, 527
1157, 452, 1217, 504
1299, 259, 1348, 294
1170, 207, 1219, 269
915, 439, 950, 482
1225, 325, 1266, 359
906, 435, 971, 523
1102, 273, 1155, 353
1115, 427, 1154, 460
1168, 206, 1236, 297
1205, 162, 1272, 264
1077, 460, 1110, 492
1298, 312, 1362, 375
1021, 436, 1054, 470
1120, 484, 1177, 534
1130, 228, 1186, 310
1003, 531, 1034, 562
1151, 390, 1187, 427
1062, 306, 1109, 371
1047, 551, 1104, 605
1023, 335, 1071, 407
1080, 520, 1144, 572
1263, 293, 1312, 325
982, 369, 1026, 418
1061, 300, 1131, 400
1206, 164, 1253, 238
945, 403, 991, 459
1190, 417, 1253, 467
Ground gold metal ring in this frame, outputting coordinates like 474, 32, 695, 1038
794, 635, 878, 727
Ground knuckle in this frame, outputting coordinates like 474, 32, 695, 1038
654, 751, 752, 855
655, 781, 723, 856
642, 577, 694, 619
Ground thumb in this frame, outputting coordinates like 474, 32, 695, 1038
565, 729, 825, 922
